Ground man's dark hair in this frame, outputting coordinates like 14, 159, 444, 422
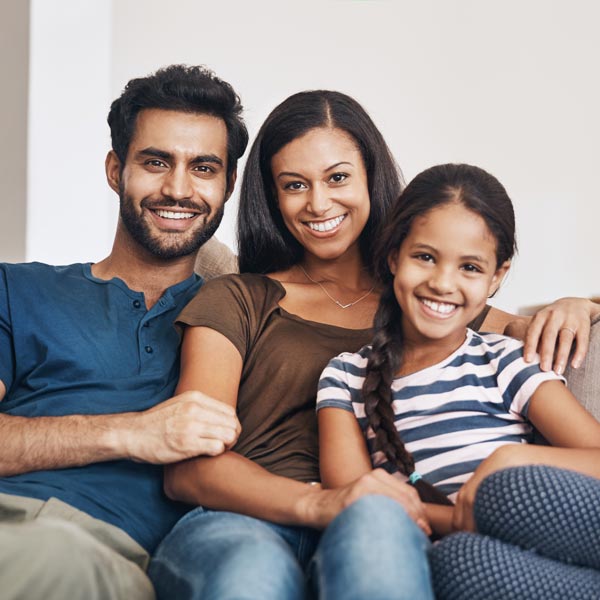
107, 64, 248, 182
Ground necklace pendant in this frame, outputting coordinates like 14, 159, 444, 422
335, 300, 353, 309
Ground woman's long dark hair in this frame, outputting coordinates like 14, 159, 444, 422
362, 163, 517, 505
237, 90, 404, 274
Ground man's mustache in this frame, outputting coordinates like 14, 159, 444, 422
141, 197, 210, 214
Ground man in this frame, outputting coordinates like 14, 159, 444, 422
0, 65, 247, 599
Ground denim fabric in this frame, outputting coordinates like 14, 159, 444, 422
149, 495, 434, 600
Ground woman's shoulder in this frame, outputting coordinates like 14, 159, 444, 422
196, 272, 285, 303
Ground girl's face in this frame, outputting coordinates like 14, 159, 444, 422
270, 127, 370, 263
388, 202, 510, 348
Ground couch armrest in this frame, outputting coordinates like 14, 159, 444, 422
564, 315, 600, 422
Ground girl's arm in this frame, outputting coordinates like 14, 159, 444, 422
482, 298, 600, 374
452, 380, 600, 531
319, 406, 440, 535
165, 327, 429, 532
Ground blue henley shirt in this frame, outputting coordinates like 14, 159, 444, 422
0, 262, 202, 552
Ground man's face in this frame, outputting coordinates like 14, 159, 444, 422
114, 109, 231, 259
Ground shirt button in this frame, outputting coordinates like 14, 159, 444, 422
133, 300, 141, 308
145, 346, 153, 354
143, 322, 150, 328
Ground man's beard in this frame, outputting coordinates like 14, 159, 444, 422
119, 187, 225, 260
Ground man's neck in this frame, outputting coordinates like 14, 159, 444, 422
92, 245, 197, 309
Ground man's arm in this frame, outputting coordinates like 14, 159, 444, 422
0, 390, 240, 477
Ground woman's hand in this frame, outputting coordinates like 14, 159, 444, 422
520, 297, 599, 374
300, 469, 431, 536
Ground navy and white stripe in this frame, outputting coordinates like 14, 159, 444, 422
317, 329, 564, 500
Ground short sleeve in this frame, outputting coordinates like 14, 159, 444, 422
495, 337, 565, 417
316, 353, 357, 414
176, 274, 280, 361
0, 267, 15, 393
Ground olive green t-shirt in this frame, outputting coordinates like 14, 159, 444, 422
177, 273, 373, 482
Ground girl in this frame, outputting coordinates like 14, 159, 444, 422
317, 163, 600, 598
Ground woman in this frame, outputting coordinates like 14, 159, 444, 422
149, 91, 597, 600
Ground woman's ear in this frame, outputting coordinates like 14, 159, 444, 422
488, 260, 511, 297
387, 249, 399, 275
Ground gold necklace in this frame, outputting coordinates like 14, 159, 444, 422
298, 265, 376, 309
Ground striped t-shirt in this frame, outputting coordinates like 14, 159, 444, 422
316, 329, 564, 500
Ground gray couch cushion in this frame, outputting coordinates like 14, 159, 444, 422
564, 315, 600, 421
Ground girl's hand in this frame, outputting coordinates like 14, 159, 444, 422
510, 298, 599, 374
452, 446, 521, 532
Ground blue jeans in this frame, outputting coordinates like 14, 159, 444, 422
149, 495, 433, 600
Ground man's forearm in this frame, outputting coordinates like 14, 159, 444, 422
0, 412, 136, 476
0, 390, 241, 477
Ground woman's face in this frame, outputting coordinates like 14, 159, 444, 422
270, 127, 370, 263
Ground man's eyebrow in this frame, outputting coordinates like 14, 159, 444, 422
137, 147, 173, 161
189, 154, 224, 167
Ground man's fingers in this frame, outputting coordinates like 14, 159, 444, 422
194, 422, 239, 445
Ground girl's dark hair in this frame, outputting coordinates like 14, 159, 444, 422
108, 64, 248, 183
362, 163, 517, 506
237, 90, 404, 273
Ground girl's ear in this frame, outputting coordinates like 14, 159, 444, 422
488, 260, 511, 297
387, 249, 399, 275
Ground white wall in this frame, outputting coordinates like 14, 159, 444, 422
26, 0, 600, 312
1, 0, 29, 263
27, 0, 114, 264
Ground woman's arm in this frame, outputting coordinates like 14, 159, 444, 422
166, 327, 429, 532
481, 298, 600, 374
452, 380, 600, 531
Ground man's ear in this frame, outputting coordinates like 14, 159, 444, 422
105, 150, 122, 194
225, 169, 237, 201
489, 260, 511, 297
387, 249, 399, 275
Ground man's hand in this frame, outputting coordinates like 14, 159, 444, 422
300, 469, 431, 536
126, 391, 241, 464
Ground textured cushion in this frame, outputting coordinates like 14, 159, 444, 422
564, 315, 600, 421
194, 237, 238, 281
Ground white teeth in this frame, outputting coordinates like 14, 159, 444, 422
421, 298, 457, 314
307, 214, 346, 232
154, 209, 195, 220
